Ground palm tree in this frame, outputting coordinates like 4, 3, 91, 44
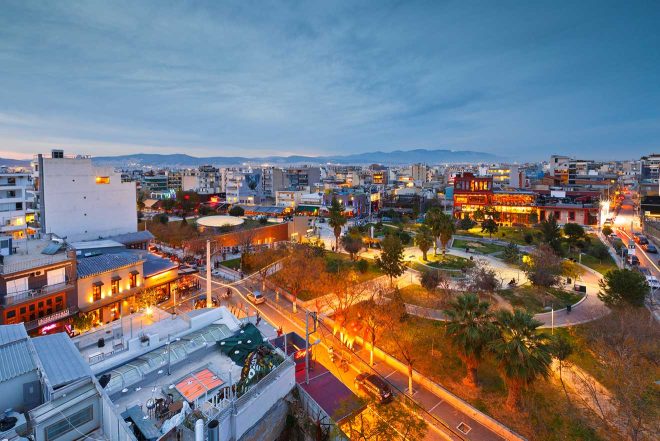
490, 309, 553, 411
414, 225, 434, 260
425, 208, 454, 256
444, 293, 497, 387
328, 197, 347, 250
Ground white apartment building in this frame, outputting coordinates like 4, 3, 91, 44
0, 168, 36, 239
223, 167, 262, 204
275, 190, 305, 207
32, 150, 137, 241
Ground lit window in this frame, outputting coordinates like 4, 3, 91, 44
111, 279, 119, 295
95, 176, 110, 184
92, 285, 102, 301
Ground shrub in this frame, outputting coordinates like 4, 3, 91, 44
356, 259, 369, 273
229, 205, 245, 216
524, 233, 534, 244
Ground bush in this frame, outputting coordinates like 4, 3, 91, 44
356, 259, 369, 273
259, 216, 268, 224
524, 233, 534, 244
589, 242, 610, 260
398, 230, 412, 246
602, 225, 613, 236
154, 213, 169, 224
229, 205, 245, 216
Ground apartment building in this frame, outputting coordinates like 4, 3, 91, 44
224, 168, 262, 204
285, 166, 322, 190
0, 168, 36, 240
0, 238, 77, 335
261, 166, 287, 198
197, 164, 222, 194
32, 150, 138, 241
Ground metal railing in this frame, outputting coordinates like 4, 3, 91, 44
24, 306, 78, 330
2, 281, 75, 306
234, 356, 295, 408
0, 255, 71, 275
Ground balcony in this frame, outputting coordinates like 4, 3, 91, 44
2, 281, 75, 306
24, 306, 79, 331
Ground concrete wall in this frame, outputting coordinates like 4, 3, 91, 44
41, 158, 137, 241
0, 370, 40, 412
238, 396, 289, 441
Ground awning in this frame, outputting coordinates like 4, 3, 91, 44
295, 205, 321, 213
93, 281, 104, 286
129, 270, 140, 276
175, 368, 224, 403
111, 275, 122, 282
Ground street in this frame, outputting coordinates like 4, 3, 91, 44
181, 269, 508, 441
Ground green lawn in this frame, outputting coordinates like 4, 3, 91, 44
397, 284, 443, 309
324, 252, 383, 283
220, 257, 241, 270
419, 254, 474, 270
452, 238, 506, 255
459, 225, 538, 245
499, 285, 584, 314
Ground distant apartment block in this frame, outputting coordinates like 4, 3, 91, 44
32, 150, 138, 241
0, 167, 36, 240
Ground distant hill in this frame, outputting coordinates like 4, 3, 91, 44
0, 157, 31, 168
93, 148, 501, 167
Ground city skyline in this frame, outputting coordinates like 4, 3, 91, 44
1, 1, 659, 161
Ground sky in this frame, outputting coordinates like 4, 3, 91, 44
0, 0, 659, 161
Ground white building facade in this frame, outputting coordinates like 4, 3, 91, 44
0, 168, 36, 239
33, 150, 137, 241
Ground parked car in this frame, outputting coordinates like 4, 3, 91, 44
637, 236, 649, 245
643, 243, 658, 253
354, 373, 393, 404
246, 290, 266, 304
646, 276, 660, 290
627, 255, 640, 266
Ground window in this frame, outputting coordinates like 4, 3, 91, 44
6, 277, 28, 295
129, 272, 137, 288
111, 279, 119, 295
568, 211, 576, 221
95, 176, 110, 184
19, 307, 26, 314
92, 285, 102, 301
47, 267, 66, 286
45, 405, 93, 441
6, 310, 15, 319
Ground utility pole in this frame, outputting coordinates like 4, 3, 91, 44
305, 311, 317, 385
206, 239, 212, 308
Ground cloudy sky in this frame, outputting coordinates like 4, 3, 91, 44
0, 0, 658, 160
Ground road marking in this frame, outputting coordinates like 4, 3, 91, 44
428, 400, 444, 412
384, 370, 398, 379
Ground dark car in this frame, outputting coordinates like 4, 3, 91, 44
643, 244, 658, 253
638, 236, 649, 245
627, 255, 640, 266
354, 373, 393, 403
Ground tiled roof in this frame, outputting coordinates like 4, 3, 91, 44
32, 333, 93, 389
0, 324, 37, 383
107, 230, 154, 245
77, 253, 143, 278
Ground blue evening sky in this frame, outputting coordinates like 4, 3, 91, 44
0, 1, 658, 160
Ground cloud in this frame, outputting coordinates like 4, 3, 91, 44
0, 0, 658, 160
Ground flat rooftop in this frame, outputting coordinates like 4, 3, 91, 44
0, 239, 71, 274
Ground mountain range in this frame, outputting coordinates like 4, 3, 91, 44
92, 148, 500, 167
0, 148, 501, 169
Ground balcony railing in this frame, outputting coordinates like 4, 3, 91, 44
24, 306, 79, 330
2, 281, 75, 306
0, 256, 71, 275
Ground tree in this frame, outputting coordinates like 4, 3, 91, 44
276, 247, 325, 312
383, 291, 419, 395
602, 225, 613, 237
376, 234, 406, 286
328, 197, 347, 249
414, 225, 434, 260
228, 205, 244, 216
355, 297, 387, 366
424, 208, 454, 255
176, 190, 201, 218
563, 223, 586, 253
539, 215, 562, 253
341, 230, 364, 260
340, 398, 427, 441
71, 312, 95, 334
489, 309, 553, 410
161, 197, 176, 212
444, 293, 497, 387
420, 270, 443, 291
502, 242, 520, 263
135, 287, 161, 310
598, 268, 649, 307
473, 208, 485, 222
523, 243, 563, 287
464, 260, 501, 293
550, 333, 573, 402
481, 218, 498, 239
528, 212, 539, 225
457, 217, 476, 231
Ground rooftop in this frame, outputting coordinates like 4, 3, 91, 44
77, 253, 144, 278
0, 239, 71, 275
0, 324, 37, 383
32, 332, 93, 389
